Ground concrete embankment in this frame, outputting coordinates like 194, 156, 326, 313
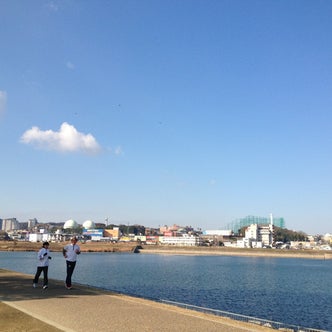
139, 246, 332, 259
0, 268, 275, 332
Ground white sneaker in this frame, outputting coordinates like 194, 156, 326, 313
33, 283, 37, 288
43, 285, 48, 289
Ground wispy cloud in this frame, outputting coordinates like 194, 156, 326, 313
20, 122, 101, 154
45, 1, 59, 12
209, 179, 216, 186
66, 61, 75, 70
114, 146, 123, 155
0, 90, 7, 115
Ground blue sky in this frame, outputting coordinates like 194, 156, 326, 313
1, 0, 331, 235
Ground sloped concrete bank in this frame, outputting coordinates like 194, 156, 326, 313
139, 245, 332, 259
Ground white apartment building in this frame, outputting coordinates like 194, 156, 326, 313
28, 233, 44, 242
2, 218, 19, 232
204, 230, 232, 236
28, 218, 38, 229
245, 223, 274, 247
159, 235, 202, 246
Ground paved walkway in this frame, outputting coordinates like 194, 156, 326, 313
0, 269, 273, 332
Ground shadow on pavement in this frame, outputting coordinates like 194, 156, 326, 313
0, 268, 117, 302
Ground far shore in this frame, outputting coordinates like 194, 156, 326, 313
0, 241, 139, 253
1, 241, 331, 259
139, 245, 332, 259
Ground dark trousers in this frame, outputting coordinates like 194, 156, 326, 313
33, 266, 48, 286
66, 260, 76, 287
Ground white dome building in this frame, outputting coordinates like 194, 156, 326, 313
83, 220, 95, 230
63, 219, 78, 229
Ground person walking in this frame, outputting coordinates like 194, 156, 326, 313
63, 236, 81, 289
33, 241, 51, 289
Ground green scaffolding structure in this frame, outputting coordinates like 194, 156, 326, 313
226, 215, 285, 234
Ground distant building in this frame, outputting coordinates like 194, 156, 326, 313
28, 218, 38, 229
82, 229, 103, 240
160, 224, 180, 233
144, 228, 159, 236
29, 232, 50, 242
159, 234, 202, 246
29, 233, 43, 242
134, 235, 146, 243
203, 230, 232, 236
146, 235, 159, 244
104, 227, 120, 240
323, 233, 332, 244
83, 220, 96, 229
63, 219, 78, 229
200, 230, 232, 246
245, 223, 274, 247
2, 218, 19, 232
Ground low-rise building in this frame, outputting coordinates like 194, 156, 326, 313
104, 227, 120, 240
146, 236, 159, 244
159, 234, 202, 246
204, 230, 232, 236
29, 232, 50, 242
244, 223, 274, 247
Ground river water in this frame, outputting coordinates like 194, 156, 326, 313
0, 251, 331, 331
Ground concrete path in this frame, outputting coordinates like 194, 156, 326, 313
0, 269, 273, 332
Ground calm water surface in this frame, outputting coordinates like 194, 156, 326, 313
0, 251, 331, 331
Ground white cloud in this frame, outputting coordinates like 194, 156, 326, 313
20, 122, 101, 154
0, 90, 7, 115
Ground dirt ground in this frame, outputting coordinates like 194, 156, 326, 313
0, 302, 62, 332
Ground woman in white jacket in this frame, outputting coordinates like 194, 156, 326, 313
33, 241, 51, 289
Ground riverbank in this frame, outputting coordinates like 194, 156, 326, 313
0, 241, 139, 253
0, 268, 275, 332
1, 241, 331, 259
139, 245, 332, 259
